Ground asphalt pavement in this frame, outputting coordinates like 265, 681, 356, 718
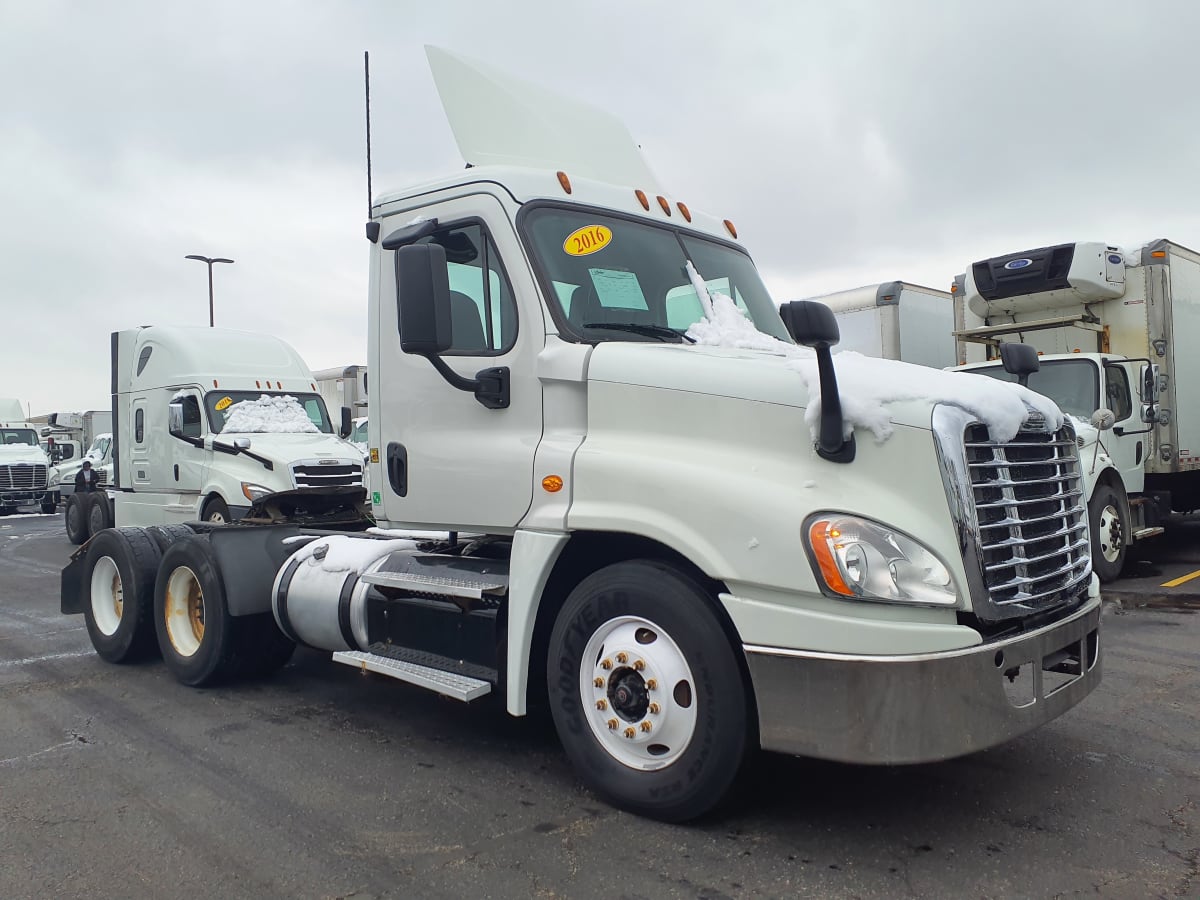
1, 513, 1196, 899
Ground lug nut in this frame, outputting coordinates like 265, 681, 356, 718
595, 699, 607, 711
624, 727, 636, 739
646, 679, 658, 690
633, 659, 645, 671
649, 702, 660, 715
600, 658, 614, 670
640, 721, 652, 732
616, 652, 628, 664
593, 677, 605, 688
607, 718, 619, 730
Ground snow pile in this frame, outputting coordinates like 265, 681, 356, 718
290, 535, 420, 575
683, 276, 1063, 444
222, 395, 320, 434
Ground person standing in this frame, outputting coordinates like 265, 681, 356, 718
74, 459, 99, 493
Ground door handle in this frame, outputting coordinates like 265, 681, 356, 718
386, 442, 408, 497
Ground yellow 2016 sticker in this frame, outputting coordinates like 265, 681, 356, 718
214, 396, 234, 411
563, 225, 612, 257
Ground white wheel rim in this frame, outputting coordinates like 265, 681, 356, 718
207, 509, 226, 523
1098, 504, 1122, 563
89, 556, 123, 636
579, 615, 697, 771
164, 566, 205, 657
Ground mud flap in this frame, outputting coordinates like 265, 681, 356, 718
61, 550, 87, 615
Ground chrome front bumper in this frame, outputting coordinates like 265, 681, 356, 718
744, 598, 1101, 764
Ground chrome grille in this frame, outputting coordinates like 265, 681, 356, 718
290, 459, 364, 489
964, 419, 1090, 619
0, 464, 48, 490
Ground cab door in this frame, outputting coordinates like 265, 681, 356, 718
373, 194, 544, 531
1104, 360, 1148, 494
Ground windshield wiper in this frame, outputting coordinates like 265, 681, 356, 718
581, 322, 695, 343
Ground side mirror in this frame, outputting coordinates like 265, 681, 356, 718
167, 401, 185, 438
1090, 408, 1116, 431
999, 343, 1039, 387
339, 406, 352, 439
778, 300, 854, 463
395, 243, 452, 355
1139, 363, 1160, 404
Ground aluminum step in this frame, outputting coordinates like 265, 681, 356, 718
1132, 526, 1166, 540
359, 569, 507, 601
331, 650, 492, 701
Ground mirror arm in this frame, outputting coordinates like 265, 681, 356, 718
423, 354, 510, 410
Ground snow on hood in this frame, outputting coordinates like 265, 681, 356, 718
221, 395, 320, 434
0, 444, 47, 462
683, 273, 1063, 444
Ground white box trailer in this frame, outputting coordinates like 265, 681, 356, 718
805, 281, 956, 368
312, 364, 367, 435
953, 238, 1200, 579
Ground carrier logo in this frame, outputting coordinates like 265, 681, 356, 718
1004, 258, 1033, 270
1108, 254, 1123, 264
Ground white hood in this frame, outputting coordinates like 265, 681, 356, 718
216, 430, 361, 463
0, 444, 48, 465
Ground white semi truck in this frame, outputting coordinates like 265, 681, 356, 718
953, 239, 1200, 581
805, 281, 957, 368
63, 326, 366, 544
61, 48, 1102, 822
0, 398, 55, 514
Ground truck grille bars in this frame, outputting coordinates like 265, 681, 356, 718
290, 460, 364, 490
0, 464, 48, 491
934, 406, 1091, 622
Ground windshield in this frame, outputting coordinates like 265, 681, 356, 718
0, 428, 38, 446
88, 435, 111, 460
350, 419, 368, 444
967, 358, 1099, 419
205, 392, 332, 434
522, 206, 791, 343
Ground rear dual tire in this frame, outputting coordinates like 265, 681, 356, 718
82, 528, 162, 663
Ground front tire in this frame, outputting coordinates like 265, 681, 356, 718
201, 496, 230, 524
153, 535, 241, 686
546, 560, 749, 822
1089, 483, 1127, 583
82, 528, 162, 663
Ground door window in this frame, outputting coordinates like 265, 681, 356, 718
414, 223, 517, 356
1104, 365, 1133, 421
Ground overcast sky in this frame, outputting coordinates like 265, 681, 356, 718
4, 0, 1199, 416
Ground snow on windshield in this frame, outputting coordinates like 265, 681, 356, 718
683, 266, 1063, 443
221, 395, 320, 434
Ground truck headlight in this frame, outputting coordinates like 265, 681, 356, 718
804, 513, 959, 607
240, 482, 274, 502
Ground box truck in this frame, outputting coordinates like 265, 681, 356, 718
805, 281, 956, 368
313, 365, 368, 428
953, 239, 1200, 580
61, 48, 1102, 822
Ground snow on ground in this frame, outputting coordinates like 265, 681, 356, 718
222, 395, 319, 434
684, 280, 1063, 443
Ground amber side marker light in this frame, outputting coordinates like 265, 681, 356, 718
542, 475, 564, 493
723, 219, 738, 239
807, 519, 854, 596
557, 171, 572, 194
1151, 249, 1167, 258
676, 202, 692, 222
657, 195, 672, 216
635, 190, 650, 211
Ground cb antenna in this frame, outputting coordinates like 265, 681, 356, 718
364, 51, 380, 243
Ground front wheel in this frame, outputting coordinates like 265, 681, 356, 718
1089, 483, 1127, 583
547, 560, 749, 822
201, 497, 230, 524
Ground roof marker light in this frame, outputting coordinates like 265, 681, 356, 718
1151, 249, 1167, 258
676, 202, 692, 222
656, 195, 671, 216
635, 190, 650, 211
557, 171, 572, 194
723, 219, 738, 239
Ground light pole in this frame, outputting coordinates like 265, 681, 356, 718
185, 255, 235, 327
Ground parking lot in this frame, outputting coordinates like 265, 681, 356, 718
1, 513, 1196, 899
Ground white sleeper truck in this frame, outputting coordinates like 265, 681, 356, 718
953, 239, 1199, 580
61, 48, 1102, 822
806, 281, 957, 368
63, 326, 366, 544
